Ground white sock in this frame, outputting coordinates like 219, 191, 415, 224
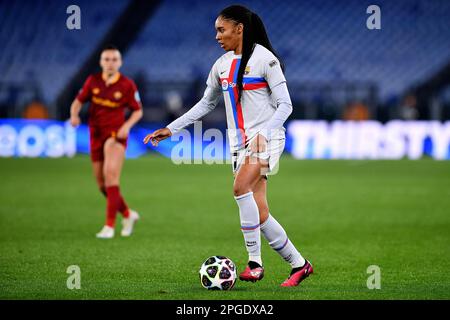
260, 214, 305, 268
235, 192, 262, 265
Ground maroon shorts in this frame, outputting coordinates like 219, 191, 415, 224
89, 126, 127, 162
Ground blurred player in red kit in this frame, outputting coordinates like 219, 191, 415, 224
70, 45, 143, 239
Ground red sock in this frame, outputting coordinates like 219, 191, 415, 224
105, 186, 121, 227
118, 195, 130, 218
102, 186, 129, 217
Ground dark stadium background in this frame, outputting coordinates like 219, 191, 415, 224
0, 0, 449, 301
1, 0, 450, 160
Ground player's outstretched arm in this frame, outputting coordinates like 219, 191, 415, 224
143, 85, 221, 147
143, 128, 172, 147
69, 99, 83, 127
166, 86, 221, 134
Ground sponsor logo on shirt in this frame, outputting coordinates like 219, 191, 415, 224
92, 96, 120, 108
222, 79, 229, 90
221, 79, 237, 91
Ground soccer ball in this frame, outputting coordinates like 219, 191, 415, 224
199, 256, 237, 290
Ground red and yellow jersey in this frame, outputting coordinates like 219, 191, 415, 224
76, 72, 142, 128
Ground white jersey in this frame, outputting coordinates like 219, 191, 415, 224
207, 44, 287, 151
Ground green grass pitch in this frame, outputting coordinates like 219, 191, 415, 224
0, 155, 449, 299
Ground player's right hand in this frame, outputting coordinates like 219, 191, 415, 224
70, 115, 81, 127
143, 128, 172, 147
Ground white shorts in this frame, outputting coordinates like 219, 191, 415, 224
231, 136, 285, 176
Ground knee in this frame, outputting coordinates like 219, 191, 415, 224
233, 181, 252, 197
103, 167, 118, 185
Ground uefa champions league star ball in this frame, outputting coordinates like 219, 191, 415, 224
199, 256, 237, 290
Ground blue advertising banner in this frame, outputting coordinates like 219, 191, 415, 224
1, 119, 449, 160
0, 119, 148, 158
286, 120, 450, 160
0, 119, 76, 158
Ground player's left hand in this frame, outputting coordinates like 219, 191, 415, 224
116, 126, 130, 139
250, 134, 267, 153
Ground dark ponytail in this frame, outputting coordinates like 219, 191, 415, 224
219, 5, 284, 101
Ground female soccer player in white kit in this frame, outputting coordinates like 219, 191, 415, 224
144, 5, 313, 287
